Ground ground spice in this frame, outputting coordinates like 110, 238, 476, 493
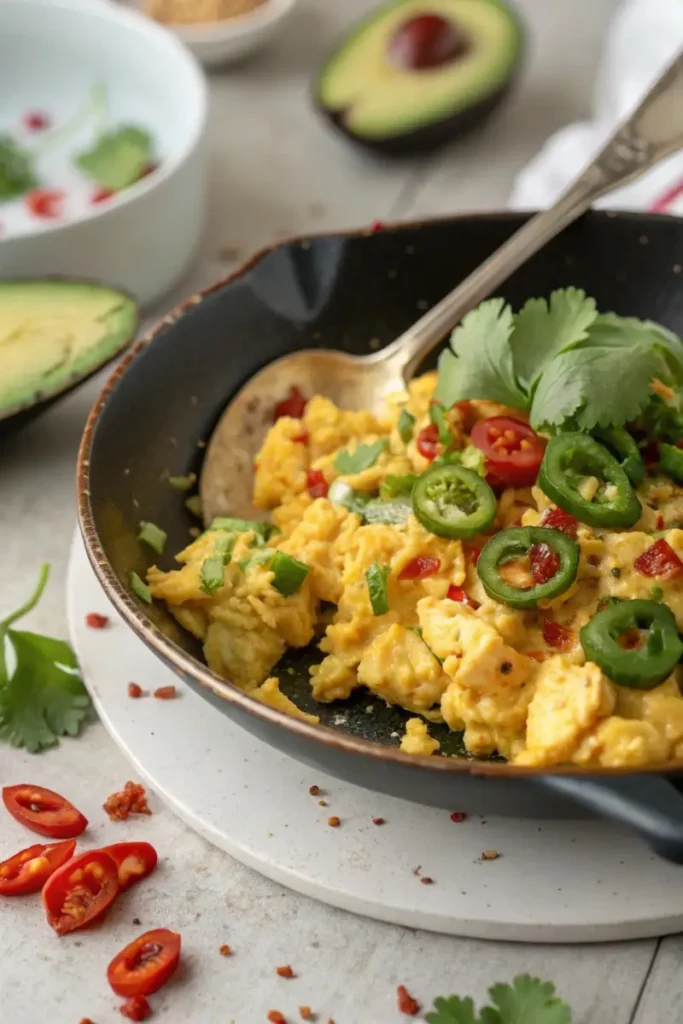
276, 965, 294, 978
128, 683, 143, 699
327, 816, 340, 828
104, 781, 151, 821
397, 985, 420, 1016
154, 685, 177, 700
86, 613, 109, 629
219, 944, 232, 956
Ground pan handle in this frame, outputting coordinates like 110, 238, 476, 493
534, 775, 683, 864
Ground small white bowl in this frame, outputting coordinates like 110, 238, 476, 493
148, 0, 300, 69
0, 0, 208, 308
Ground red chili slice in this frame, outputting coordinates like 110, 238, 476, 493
274, 386, 307, 421
102, 842, 158, 892
120, 995, 152, 1021
3, 784, 88, 839
416, 423, 440, 461
25, 188, 64, 219
108, 928, 181, 997
42, 848, 119, 935
541, 507, 578, 539
399, 556, 440, 581
542, 619, 574, 650
446, 584, 479, 609
86, 612, 109, 629
529, 543, 560, 584
634, 539, 683, 579
471, 416, 545, 488
0, 839, 75, 896
307, 469, 328, 499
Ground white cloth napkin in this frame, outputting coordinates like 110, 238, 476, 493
509, 0, 683, 214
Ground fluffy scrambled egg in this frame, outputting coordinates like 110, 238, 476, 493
148, 373, 683, 768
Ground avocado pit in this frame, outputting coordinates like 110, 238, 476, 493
388, 14, 470, 71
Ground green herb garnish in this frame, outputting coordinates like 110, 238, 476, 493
0, 565, 91, 753
334, 439, 388, 475
185, 495, 203, 519
200, 555, 225, 596
398, 408, 415, 443
380, 474, 417, 499
239, 548, 275, 572
130, 571, 152, 604
650, 585, 665, 601
169, 473, 197, 491
76, 125, 153, 191
138, 521, 167, 556
0, 135, 37, 201
365, 563, 390, 616
426, 974, 571, 1024
429, 402, 452, 445
214, 533, 236, 563
270, 551, 309, 596
209, 517, 276, 544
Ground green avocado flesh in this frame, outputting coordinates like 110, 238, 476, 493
317, 0, 522, 141
0, 280, 137, 417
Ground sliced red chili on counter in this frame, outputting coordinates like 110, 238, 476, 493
25, 188, 64, 219
306, 469, 328, 499
119, 995, 152, 1022
274, 385, 307, 421
542, 619, 575, 650
2, 784, 88, 839
446, 584, 479, 609
634, 539, 683, 579
128, 683, 143, 699
86, 612, 109, 629
541, 507, 578, 539
529, 542, 560, 584
471, 416, 545, 488
0, 839, 75, 896
416, 423, 440, 461
399, 556, 440, 581
42, 848, 119, 935
396, 985, 420, 1016
108, 928, 181, 997
102, 842, 158, 891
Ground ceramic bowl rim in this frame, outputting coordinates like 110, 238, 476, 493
164, 0, 300, 42
77, 208, 683, 779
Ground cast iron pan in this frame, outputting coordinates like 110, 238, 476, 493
77, 211, 683, 863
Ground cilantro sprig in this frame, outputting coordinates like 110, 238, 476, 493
426, 974, 571, 1024
75, 126, 154, 192
0, 565, 91, 753
435, 289, 683, 433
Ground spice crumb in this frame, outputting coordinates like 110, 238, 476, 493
276, 965, 294, 978
327, 816, 340, 827
308, 784, 320, 796
104, 781, 151, 821
372, 817, 385, 826
482, 849, 500, 860
154, 685, 177, 700
450, 811, 467, 823
318, 799, 327, 807
299, 1008, 313, 1021
127, 682, 144, 699
86, 612, 109, 629
267, 1013, 286, 1024
397, 985, 420, 1016
219, 944, 232, 957
420, 876, 434, 885
132, 917, 141, 925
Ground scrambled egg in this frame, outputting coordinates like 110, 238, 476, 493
149, 373, 683, 768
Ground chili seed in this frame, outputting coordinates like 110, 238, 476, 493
318, 799, 327, 807
299, 1009, 313, 1021
219, 944, 232, 956
154, 685, 177, 700
327, 816, 340, 827
128, 683, 143, 699
482, 850, 500, 860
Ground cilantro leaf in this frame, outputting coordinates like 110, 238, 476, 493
430, 402, 453, 445
434, 299, 526, 410
510, 288, 597, 387
594, 313, 683, 385
380, 474, 417, 499
334, 439, 388, 474
398, 408, 415, 442
0, 134, 37, 200
365, 563, 390, 615
75, 125, 153, 191
426, 996, 481, 1024
200, 554, 225, 596
426, 975, 571, 1024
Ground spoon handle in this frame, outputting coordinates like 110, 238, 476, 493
383, 49, 683, 381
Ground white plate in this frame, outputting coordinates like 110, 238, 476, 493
68, 532, 683, 943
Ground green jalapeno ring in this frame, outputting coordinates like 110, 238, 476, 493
412, 463, 496, 539
538, 433, 641, 529
593, 426, 644, 487
659, 442, 683, 486
477, 526, 579, 609
580, 598, 683, 689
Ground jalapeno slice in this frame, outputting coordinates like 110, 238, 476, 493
477, 526, 579, 609
580, 598, 683, 689
538, 433, 641, 529
593, 426, 644, 487
659, 442, 683, 485
412, 463, 496, 539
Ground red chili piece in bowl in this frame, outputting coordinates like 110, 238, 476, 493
634, 539, 683, 579
399, 556, 440, 581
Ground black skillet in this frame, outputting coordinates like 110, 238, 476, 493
78, 211, 683, 863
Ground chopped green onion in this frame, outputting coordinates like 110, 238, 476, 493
334, 439, 388, 475
650, 585, 665, 601
214, 533, 236, 563
137, 521, 167, 556
200, 555, 225, 596
185, 495, 203, 519
380, 474, 417, 500
210, 517, 276, 543
398, 409, 415, 444
270, 551, 310, 596
130, 571, 152, 604
168, 473, 197, 492
365, 562, 390, 616
239, 548, 275, 572
429, 402, 452, 446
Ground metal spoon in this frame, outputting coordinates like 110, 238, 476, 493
202, 51, 683, 522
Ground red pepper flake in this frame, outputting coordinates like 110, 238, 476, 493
370, 220, 384, 233
120, 995, 151, 1022
416, 423, 440, 462
274, 385, 307, 421
372, 816, 385, 825
657, 514, 665, 530
299, 1009, 313, 1022
127, 682, 143, 699
80, 1019, 95, 1024
154, 685, 177, 700
420, 876, 434, 885
25, 188, 64, 219
91, 186, 115, 204
219, 944, 232, 956
399, 556, 440, 581
86, 612, 109, 629
276, 965, 294, 978
542, 619, 574, 650
446, 584, 479, 609
308, 785, 320, 796
450, 811, 467, 823
267, 1013, 286, 1024
103, 781, 152, 821
292, 432, 309, 444
529, 542, 560, 584
307, 469, 328, 499
396, 985, 420, 1016
541, 506, 578, 539
23, 110, 51, 131
327, 816, 341, 827
634, 539, 683, 579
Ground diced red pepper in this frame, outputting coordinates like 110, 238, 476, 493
450, 811, 467, 823
120, 995, 152, 1021
446, 584, 479, 609
306, 469, 328, 499
541, 507, 578, 539
86, 613, 109, 629
23, 111, 51, 131
468, 546, 482, 567
634, 539, 683, 579
657, 514, 665, 530
25, 188, 63, 219
292, 432, 309, 444
416, 423, 440, 461
274, 386, 307, 421
396, 985, 420, 1016
370, 220, 384, 232
542, 619, 574, 650
399, 556, 440, 581
529, 543, 560, 584
92, 187, 115, 204
127, 683, 143, 699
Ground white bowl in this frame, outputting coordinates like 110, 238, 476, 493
147, 0, 301, 68
0, 0, 208, 308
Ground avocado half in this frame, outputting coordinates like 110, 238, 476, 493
0, 280, 138, 440
315, 0, 524, 155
